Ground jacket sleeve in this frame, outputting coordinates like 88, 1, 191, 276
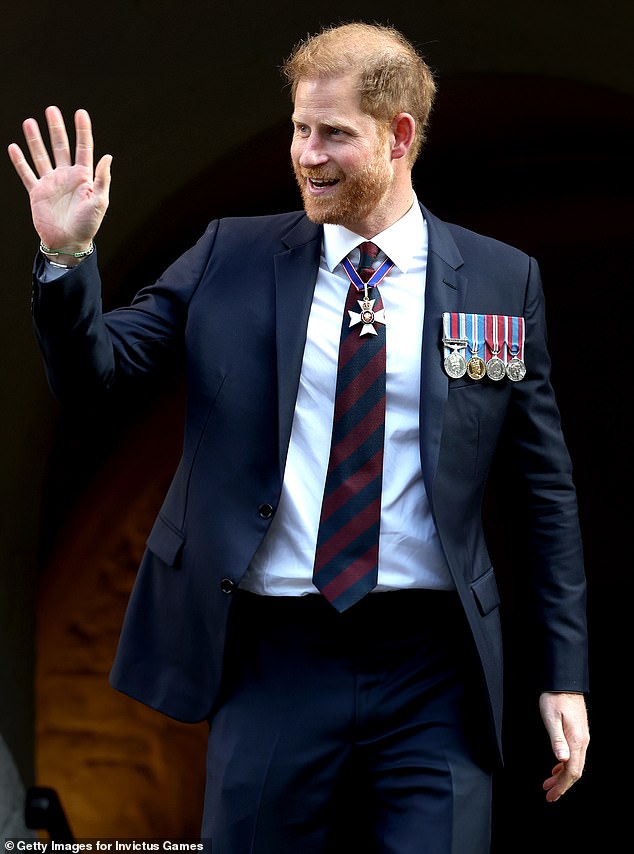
502, 257, 588, 694
32, 222, 219, 402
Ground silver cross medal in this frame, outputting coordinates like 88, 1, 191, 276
348, 284, 386, 336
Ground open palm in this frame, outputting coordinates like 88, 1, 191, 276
8, 106, 111, 254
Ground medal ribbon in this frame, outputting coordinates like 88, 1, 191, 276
506, 315, 525, 361
466, 312, 485, 356
443, 312, 469, 361
443, 312, 451, 340
484, 314, 505, 360
447, 311, 466, 342
341, 256, 394, 293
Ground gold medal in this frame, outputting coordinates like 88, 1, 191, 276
467, 355, 486, 380
465, 313, 486, 381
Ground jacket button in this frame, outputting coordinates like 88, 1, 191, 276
258, 503, 274, 519
220, 578, 235, 594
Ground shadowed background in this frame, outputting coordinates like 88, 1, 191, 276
1, 0, 631, 847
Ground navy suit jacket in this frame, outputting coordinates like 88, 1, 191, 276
32, 204, 588, 757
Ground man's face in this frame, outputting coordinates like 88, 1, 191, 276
290, 74, 394, 236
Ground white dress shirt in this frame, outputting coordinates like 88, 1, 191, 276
242, 198, 453, 595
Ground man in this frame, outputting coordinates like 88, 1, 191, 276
9, 22, 589, 854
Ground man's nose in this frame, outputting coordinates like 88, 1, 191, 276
298, 137, 328, 167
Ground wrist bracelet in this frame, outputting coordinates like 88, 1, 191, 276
39, 240, 95, 259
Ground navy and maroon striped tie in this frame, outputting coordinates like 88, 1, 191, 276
313, 241, 389, 612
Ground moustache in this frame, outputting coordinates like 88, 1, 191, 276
296, 167, 342, 182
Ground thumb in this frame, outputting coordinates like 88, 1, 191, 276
540, 694, 571, 762
551, 730, 570, 762
94, 153, 112, 203
543, 707, 570, 762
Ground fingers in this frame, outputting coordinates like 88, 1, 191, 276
20, 115, 54, 178
547, 726, 587, 801
73, 108, 94, 172
7, 106, 95, 185
7, 142, 38, 192
543, 763, 565, 802
542, 755, 583, 802
45, 105, 72, 168
539, 692, 590, 803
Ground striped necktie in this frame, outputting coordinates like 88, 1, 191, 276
312, 241, 392, 611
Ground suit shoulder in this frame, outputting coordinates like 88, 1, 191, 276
425, 208, 535, 283
213, 210, 310, 241
423, 203, 538, 289
444, 220, 531, 264
445, 223, 530, 268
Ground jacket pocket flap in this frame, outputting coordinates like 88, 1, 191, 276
471, 567, 500, 616
146, 515, 184, 567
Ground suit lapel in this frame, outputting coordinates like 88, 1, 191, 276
419, 206, 468, 502
274, 216, 323, 477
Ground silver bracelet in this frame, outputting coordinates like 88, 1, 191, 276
39, 240, 95, 259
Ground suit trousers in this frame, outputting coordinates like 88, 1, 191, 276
203, 589, 495, 853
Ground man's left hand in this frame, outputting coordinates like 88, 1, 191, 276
539, 691, 589, 802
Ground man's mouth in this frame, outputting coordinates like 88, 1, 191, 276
306, 176, 339, 192
308, 177, 339, 189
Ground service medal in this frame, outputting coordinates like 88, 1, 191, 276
506, 357, 527, 382
442, 313, 469, 379
467, 356, 487, 380
505, 315, 527, 381
466, 313, 486, 380
484, 314, 507, 381
445, 349, 467, 378
486, 356, 506, 381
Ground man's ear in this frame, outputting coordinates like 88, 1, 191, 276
390, 113, 416, 161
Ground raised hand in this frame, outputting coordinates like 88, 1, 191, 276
8, 106, 112, 260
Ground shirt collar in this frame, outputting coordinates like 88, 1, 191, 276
322, 195, 425, 274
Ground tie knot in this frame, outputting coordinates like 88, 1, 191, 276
357, 241, 380, 283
